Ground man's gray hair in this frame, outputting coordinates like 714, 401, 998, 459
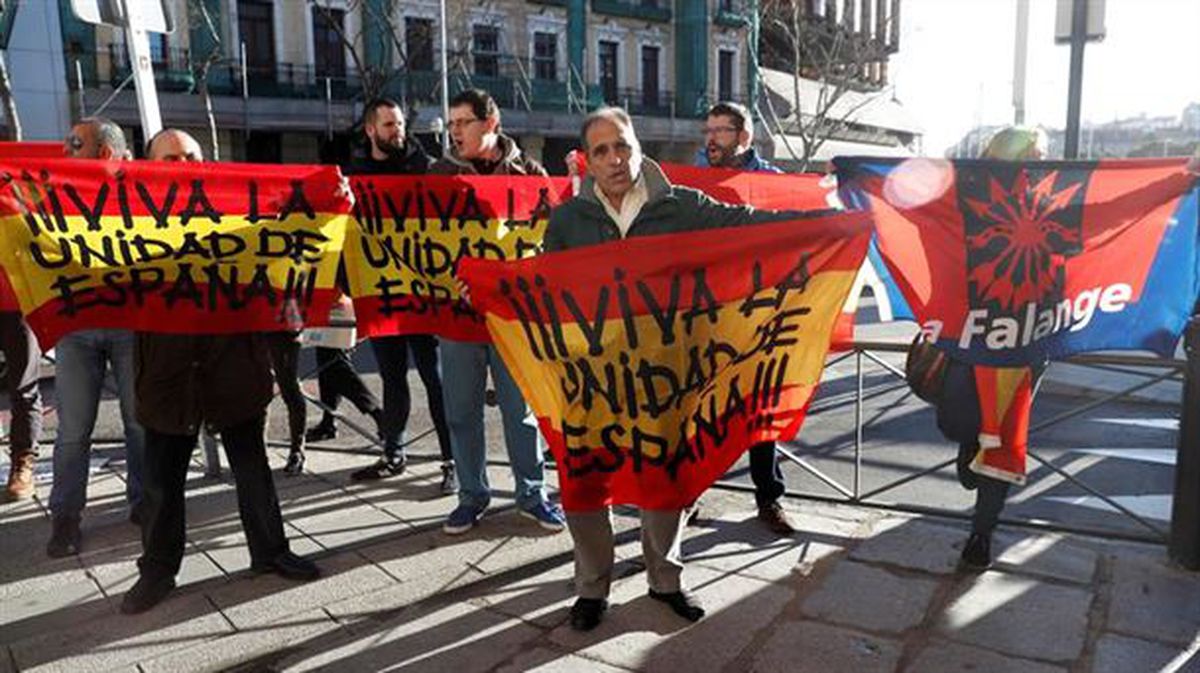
580, 106, 634, 150
82, 116, 128, 155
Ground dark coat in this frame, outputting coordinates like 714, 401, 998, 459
429, 133, 547, 176
543, 159, 819, 252
135, 333, 274, 435
346, 138, 433, 176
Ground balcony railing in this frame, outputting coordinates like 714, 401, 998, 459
76, 46, 719, 118
591, 0, 672, 22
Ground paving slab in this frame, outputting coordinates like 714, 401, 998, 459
682, 510, 852, 584
1107, 554, 1200, 646
206, 551, 394, 630
279, 602, 543, 672
936, 570, 1093, 662
8, 592, 232, 673
905, 640, 1067, 673
991, 531, 1099, 585
850, 517, 965, 574
284, 502, 412, 550
1091, 633, 1184, 673
801, 561, 939, 634
465, 557, 578, 630
497, 648, 634, 673
752, 620, 903, 673
0, 575, 112, 645
548, 566, 794, 672
322, 563, 488, 623
139, 609, 345, 673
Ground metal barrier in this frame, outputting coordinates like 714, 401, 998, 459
715, 340, 1187, 547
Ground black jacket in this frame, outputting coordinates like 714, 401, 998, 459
135, 333, 274, 435
346, 139, 433, 176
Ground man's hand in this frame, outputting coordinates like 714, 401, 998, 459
456, 277, 471, 307
335, 175, 355, 207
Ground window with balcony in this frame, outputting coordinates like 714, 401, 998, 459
641, 45, 660, 108
313, 8, 346, 78
148, 33, 168, 67
238, 0, 276, 80
718, 48, 735, 102
533, 32, 557, 81
598, 40, 619, 105
405, 17, 434, 71
473, 25, 500, 78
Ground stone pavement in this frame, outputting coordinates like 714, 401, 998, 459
2, 404, 1199, 673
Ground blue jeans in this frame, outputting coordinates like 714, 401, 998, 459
49, 329, 146, 518
439, 339, 546, 511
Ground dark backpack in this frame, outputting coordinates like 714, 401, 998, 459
905, 333, 948, 404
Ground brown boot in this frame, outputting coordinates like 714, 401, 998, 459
6, 453, 35, 501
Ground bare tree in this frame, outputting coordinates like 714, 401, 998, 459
754, 1, 899, 171
0, 50, 20, 140
187, 0, 222, 159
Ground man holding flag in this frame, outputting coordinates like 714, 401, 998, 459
543, 107, 816, 631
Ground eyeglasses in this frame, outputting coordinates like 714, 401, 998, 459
702, 126, 739, 137
447, 118, 484, 131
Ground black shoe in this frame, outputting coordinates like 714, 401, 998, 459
283, 450, 306, 476
251, 551, 321, 581
120, 574, 175, 614
439, 462, 458, 495
350, 455, 406, 481
756, 501, 797, 535
649, 589, 705, 622
46, 515, 82, 558
305, 422, 337, 443
569, 597, 607, 631
959, 532, 992, 571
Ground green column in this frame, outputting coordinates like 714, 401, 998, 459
57, 0, 97, 86
568, 0, 586, 103
674, 0, 708, 118
363, 0, 392, 71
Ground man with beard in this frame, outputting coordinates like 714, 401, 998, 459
695, 101, 781, 173
337, 99, 456, 492
693, 102, 794, 536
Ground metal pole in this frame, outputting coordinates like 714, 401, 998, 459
854, 348, 863, 500
439, 0, 450, 152
119, 0, 163, 140
1063, 0, 1087, 158
325, 77, 332, 140
74, 59, 86, 116
1012, 0, 1029, 125
1170, 317, 1200, 569
240, 40, 249, 155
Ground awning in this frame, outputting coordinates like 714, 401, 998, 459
759, 68, 925, 136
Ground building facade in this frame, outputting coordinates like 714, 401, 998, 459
7, 0, 760, 171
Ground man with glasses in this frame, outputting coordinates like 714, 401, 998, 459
46, 118, 146, 558
430, 89, 565, 535
694, 102, 794, 536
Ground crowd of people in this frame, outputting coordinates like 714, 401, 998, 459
2, 90, 1033, 627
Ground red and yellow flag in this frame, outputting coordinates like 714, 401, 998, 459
0, 158, 348, 346
971, 365, 1034, 484
461, 212, 872, 510
343, 174, 571, 341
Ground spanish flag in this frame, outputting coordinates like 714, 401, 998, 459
0, 158, 347, 347
460, 212, 872, 510
971, 365, 1034, 484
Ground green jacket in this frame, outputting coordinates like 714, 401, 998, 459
543, 159, 814, 252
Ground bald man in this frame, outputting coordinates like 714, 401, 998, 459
47, 118, 146, 559
146, 129, 203, 162
123, 129, 320, 615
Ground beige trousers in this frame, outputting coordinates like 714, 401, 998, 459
566, 507, 688, 599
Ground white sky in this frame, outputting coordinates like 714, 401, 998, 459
890, 0, 1200, 155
